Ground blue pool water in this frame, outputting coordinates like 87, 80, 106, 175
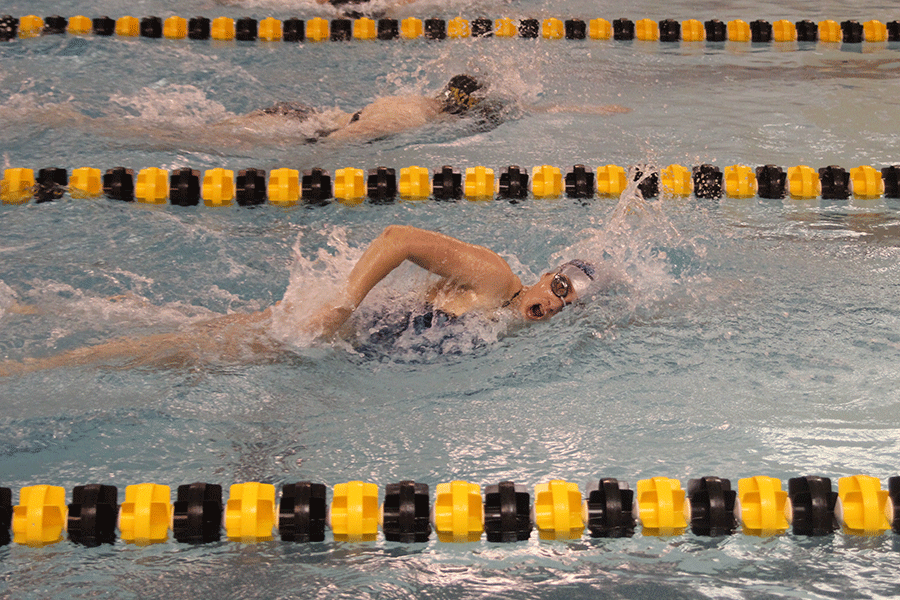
3, 0, 900, 598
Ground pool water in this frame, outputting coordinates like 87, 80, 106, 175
3, 0, 900, 598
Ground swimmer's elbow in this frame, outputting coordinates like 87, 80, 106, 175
378, 224, 418, 246
382, 224, 413, 234
380, 224, 405, 236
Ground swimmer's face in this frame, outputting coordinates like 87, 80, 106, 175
519, 273, 578, 321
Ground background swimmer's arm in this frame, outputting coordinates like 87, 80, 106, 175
310, 225, 521, 337
531, 104, 631, 115
326, 96, 441, 142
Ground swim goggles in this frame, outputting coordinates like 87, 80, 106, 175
550, 261, 596, 303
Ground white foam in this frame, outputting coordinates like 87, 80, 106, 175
20, 279, 218, 334
270, 226, 363, 348
109, 84, 231, 127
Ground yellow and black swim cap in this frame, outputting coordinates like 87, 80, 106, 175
440, 74, 483, 115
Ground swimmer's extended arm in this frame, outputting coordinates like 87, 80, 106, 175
310, 225, 522, 337
532, 104, 631, 115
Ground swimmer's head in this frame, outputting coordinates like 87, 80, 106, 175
517, 260, 597, 321
439, 74, 483, 115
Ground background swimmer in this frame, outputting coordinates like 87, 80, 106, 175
238, 74, 628, 144
0, 225, 624, 375
0, 74, 627, 155
243, 74, 507, 143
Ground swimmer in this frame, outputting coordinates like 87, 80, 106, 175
0, 225, 622, 374
300, 225, 616, 337
245, 74, 628, 144
67, 75, 625, 152
247, 74, 505, 143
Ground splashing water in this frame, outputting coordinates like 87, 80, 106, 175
554, 166, 705, 321
270, 227, 362, 348
109, 85, 231, 127
269, 227, 514, 361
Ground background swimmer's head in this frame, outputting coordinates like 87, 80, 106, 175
518, 260, 597, 321
439, 74, 484, 115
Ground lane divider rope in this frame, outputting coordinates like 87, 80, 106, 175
4, 474, 899, 547
2, 164, 897, 206
1, 15, 899, 45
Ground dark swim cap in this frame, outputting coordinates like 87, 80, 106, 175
440, 74, 483, 114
